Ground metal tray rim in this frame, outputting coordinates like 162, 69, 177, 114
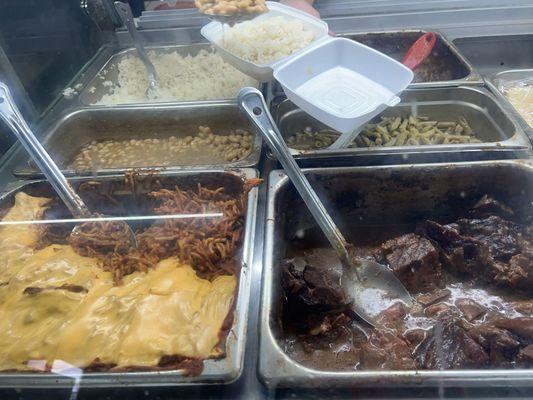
260, 160, 533, 389
13, 102, 263, 178
0, 168, 259, 388
336, 29, 483, 88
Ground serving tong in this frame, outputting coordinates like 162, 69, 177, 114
0, 83, 137, 249
238, 88, 413, 326
114, 1, 159, 99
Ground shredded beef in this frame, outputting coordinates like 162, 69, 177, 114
380, 233, 443, 292
415, 312, 489, 369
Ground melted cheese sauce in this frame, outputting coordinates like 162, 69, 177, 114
0, 193, 237, 371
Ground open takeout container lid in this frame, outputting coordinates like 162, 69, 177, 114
201, 2, 413, 135
201, 1, 329, 82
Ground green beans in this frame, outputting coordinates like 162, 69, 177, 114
286, 115, 481, 150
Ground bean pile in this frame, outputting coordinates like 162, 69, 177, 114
286, 115, 481, 150
195, 0, 267, 16
70, 126, 253, 170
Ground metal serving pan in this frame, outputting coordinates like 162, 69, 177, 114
12, 102, 262, 178
486, 69, 533, 143
453, 35, 533, 76
78, 43, 258, 106
0, 169, 258, 388
271, 86, 530, 163
260, 160, 533, 389
340, 30, 482, 88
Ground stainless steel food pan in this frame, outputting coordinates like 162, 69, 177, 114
340, 30, 482, 88
79, 43, 256, 106
486, 69, 533, 143
261, 160, 533, 388
271, 86, 530, 163
0, 169, 258, 388
12, 102, 262, 178
453, 35, 533, 76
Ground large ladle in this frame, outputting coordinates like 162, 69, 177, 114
0, 83, 137, 249
114, 1, 159, 99
238, 87, 412, 326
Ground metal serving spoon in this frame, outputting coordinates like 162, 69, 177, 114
114, 1, 159, 99
0, 83, 137, 249
238, 87, 412, 326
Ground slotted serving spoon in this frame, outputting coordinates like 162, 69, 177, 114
0, 83, 137, 249
114, 1, 159, 99
238, 87, 412, 326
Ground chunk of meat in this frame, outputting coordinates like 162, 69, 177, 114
518, 344, 533, 364
484, 234, 532, 292
425, 302, 454, 318
469, 195, 514, 220
510, 300, 533, 316
417, 288, 451, 307
403, 329, 427, 348
490, 257, 529, 290
415, 312, 489, 369
491, 317, 533, 341
423, 219, 533, 293
468, 324, 521, 366
281, 258, 349, 312
380, 233, 443, 293
360, 330, 416, 370
456, 216, 522, 262
503, 251, 533, 292
422, 220, 491, 277
374, 302, 406, 331
456, 298, 486, 322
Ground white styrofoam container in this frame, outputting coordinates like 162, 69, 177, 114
274, 37, 414, 134
201, 1, 413, 136
201, 1, 329, 82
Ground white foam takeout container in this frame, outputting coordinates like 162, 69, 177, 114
201, 2, 413, 135
201, 2, 329, 82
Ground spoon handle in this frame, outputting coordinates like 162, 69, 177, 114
0, 83, 91, 218
238, 88, 352, 266
114, 1, 158, 84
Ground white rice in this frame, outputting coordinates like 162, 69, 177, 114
93, 49, 257, 105
506, 85, 533, 127
217, 16, 315, 64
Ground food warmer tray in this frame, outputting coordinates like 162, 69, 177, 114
78, 43, 260, 107
260, 159, 533, 388
453, 35, 533, 76
12, 102, 263, 178
270, 86, 530, 164
486, 69, 533, 144
0, 169, 258, 388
